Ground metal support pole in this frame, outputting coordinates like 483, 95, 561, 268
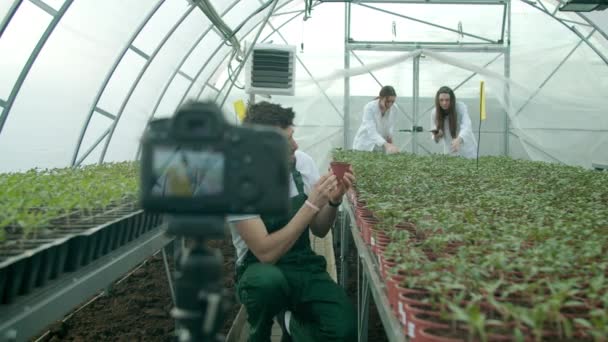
413, 55, 420, 154
344, 2, 351, 149
162, 246, 176, 304
358, 263, 370, 342
503, 0, 511, 156
339, 206, 349, 288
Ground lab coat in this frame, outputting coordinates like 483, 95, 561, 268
352, 99, 398, 151
432, 101, 478, 159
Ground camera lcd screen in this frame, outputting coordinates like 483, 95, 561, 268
151, 146, 224, 197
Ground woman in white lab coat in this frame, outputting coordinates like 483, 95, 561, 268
431, 86, 477, 159
352, 86, 400, 154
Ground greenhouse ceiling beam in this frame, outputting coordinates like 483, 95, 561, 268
141, 0, 242, 133
0, 98, 6, 107
28, 0, 56, 16
177, 70, 194, 82
348, 41, 507, 52
206, 83, 220, 93
262, 1, 322, 38
179, 0, 298, 113
350, 50, 413, 122
190, 1, 312, 107
560, 18, 592, 28
194, 0, 243, 57
265, 14, 345, 120
523, 0, 608, 66
74, 127, 111, 166
97, 5, 197, 164
272, 8, 305, 16
217, 1, 280, 108
356, 3, 498, 44
0, 0, 73, 137
95, 107, 117, 120
350, 0, 505, 4
0, 0, 23, 39
514, 29, 594, 119
0, 227, 171, 342
71, 0, 165, 167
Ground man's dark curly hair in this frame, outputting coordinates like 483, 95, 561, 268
243, 101, 295, 128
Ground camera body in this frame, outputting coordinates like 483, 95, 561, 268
140, 101, 290, 216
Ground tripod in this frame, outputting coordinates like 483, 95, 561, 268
167, 215, 230, 342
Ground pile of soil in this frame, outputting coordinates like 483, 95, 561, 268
38, 229, 389, 341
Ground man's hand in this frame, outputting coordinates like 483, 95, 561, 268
451, 136, 462, 153
307, 173, 337, 209
329, 166, 355, 204
384, 143, 399, 154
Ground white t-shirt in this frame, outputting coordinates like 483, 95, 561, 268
227, 150, 320, 265
352, 99, 398, 151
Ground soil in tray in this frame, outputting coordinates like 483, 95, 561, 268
36, 236, 240, 341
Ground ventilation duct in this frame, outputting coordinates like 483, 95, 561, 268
245, 44, 296, 96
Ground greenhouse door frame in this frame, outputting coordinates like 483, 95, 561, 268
343, 0, 512, 156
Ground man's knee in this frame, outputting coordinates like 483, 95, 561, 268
332, 307, 357, 341
238, 263, 289, 304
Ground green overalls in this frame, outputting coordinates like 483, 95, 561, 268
236, 168, 357, 342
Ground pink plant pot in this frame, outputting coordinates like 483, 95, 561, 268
330, 161, 351, 182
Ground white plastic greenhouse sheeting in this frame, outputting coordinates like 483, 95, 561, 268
0, 0, 607, 173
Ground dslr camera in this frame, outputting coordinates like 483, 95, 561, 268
140, 101, 290, 216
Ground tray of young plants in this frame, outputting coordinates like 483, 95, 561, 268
334, 149, 608, 342
0, 162, 162, 304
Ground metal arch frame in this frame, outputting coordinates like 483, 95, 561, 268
70, 0, 165, 167
135, 0, 297, 142
136, 0, 242, 145
94, 4, 198, 164
0, 0, 23, 40
519, 0, 608, 65
0, 0, 74, 136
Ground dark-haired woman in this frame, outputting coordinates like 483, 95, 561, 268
431, 86, 477, 159
352, 85, 400, 154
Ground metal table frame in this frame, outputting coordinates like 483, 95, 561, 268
0, 225, 172, 342
339, 202, 406, 342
